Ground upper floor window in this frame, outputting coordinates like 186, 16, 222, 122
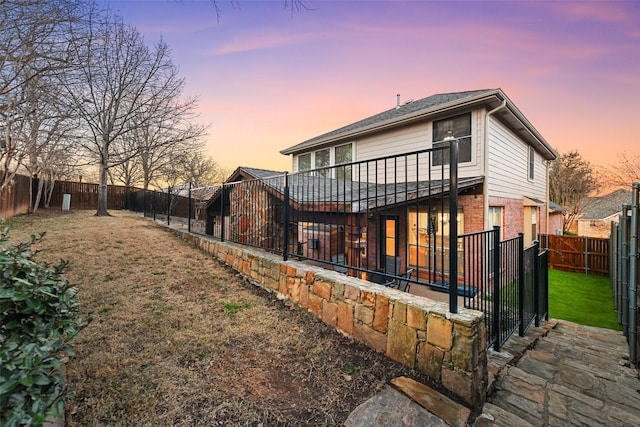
335, 143, 353, 180
528, 146, 535, 180
316, 148, 330, 178
432, 113, 472, 166
298, 153, 311, 172
295, 143, 353, 180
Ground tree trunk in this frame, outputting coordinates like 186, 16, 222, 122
32, 177, 45, 214
44, 175, 55, 208
96, 158, 110, 216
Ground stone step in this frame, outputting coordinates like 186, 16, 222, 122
390, 376, 471, 427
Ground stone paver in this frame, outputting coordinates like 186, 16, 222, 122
476, 320, 640, 427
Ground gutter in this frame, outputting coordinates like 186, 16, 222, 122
484, 99, 507, 230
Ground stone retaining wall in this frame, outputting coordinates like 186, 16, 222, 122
176, 230, 488, 408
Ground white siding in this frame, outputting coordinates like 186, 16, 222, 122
487, 117, 547, 200
353, 110, 484, 181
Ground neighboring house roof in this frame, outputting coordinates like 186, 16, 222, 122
224, 166, 287, 183
280, 88, 557, 161
548, 201, 566, 213
579, 189, 631, 220
205, 166, 287, 208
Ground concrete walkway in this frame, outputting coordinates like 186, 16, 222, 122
347, 319, 640, 426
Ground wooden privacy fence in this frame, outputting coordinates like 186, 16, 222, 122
539, 234, 609, 276
48, 180, 137, 211
0, 173, 138, 218
0, 174, 32, 219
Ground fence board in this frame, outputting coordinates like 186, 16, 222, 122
0, 174, 32, 218
539, 234, 609, 276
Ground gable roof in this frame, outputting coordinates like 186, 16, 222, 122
579, 189, 631, 220
280, 88, 557, 161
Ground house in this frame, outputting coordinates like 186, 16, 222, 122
548, 201, 566, 235
570, 189, 631, 238
278, 89, 557, 283
207, 89, 556, 291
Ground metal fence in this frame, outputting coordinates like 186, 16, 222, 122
610, 183, 640, 367
125, 185, 207, 233
461, 228, 549, 350
203, 142, 548, 350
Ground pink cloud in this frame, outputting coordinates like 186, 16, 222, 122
211, 30, 325, 55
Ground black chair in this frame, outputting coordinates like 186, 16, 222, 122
383, 267, 415, 293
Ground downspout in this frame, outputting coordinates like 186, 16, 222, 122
484, 100, 507, 229
546, 160, 551, 237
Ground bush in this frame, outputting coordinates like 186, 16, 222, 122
0, 227, 85, 426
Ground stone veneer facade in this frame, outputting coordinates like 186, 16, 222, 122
175, 230, 488, 409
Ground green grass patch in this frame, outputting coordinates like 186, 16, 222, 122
222, 302, 250, 318
548, 269, 621, 331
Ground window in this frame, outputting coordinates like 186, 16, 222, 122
335, 143, 353, 181
408, 207, 464, 276
528, 146, 535, 180
297, 143, 353, 180
298, 153, 311, 172
432, 113, 472, 166
315, 148, 330, 178
488, 206, 503, 239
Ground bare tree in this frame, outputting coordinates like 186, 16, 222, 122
109, 97, 208, 190
549, 150, 600, 233
62, 7, 194, 216
0, 0, 77, 193
600, 152, 640, 189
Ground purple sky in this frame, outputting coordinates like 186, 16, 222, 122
111, 0, 640, 174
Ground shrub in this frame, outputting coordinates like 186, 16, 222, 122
0, 227, 86, 426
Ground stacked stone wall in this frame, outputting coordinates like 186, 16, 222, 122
176, 230, 487, 408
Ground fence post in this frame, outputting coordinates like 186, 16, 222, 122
493, 225, 501, 351
188, 182, 192, 233
283, 172, 290, 262
533, 240, 541, 327
622, 204, 630, 337
585, 235, 589, 275
153, 191, 156, 221
220, 184, 226, 242
449, 138, 459, 314
629, 183, 638, 364
518, 232, 525, 336
167, 187, 171, 226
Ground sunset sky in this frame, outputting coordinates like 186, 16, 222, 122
111, 0, 640, 174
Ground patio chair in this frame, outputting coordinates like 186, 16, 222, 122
331, 253, 348, 274
384, 268, 415, 292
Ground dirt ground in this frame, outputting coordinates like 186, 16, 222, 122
5, 209, 425, 426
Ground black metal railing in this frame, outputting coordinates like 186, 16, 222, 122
209, 144, 469, 308
460, 227, 548, 350
125, 185, 209, 233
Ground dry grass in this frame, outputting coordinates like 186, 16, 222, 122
5, 210, 423, 426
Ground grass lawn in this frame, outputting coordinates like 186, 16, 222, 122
548, 269, 622, 331
4, 210, 424, 426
